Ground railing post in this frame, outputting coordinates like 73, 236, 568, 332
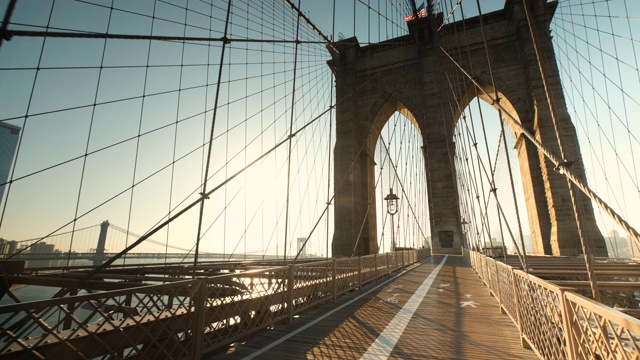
494, 261, 504, 313
482, 257, 488, 283
192, 279, 207, 359
63, 288, 78, 330
488, 259, 495, 296
386, 252, 390, 275
374, 254, 378, 280
395, 251, 399, 270
332, 259, 337, 302
560, 291, 577, 360
511, 269, 529, 349
288, 265, 294, 324
358, 256, 362, 289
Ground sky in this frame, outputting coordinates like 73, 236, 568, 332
0, 0, 637, 259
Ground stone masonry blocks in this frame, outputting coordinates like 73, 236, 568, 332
327, 0, 607, 257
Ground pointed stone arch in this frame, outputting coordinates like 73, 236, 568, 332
455, 81, 522, 138
368, 96, 422, 156
330, 93, 426, 257
455, 81, 553, 255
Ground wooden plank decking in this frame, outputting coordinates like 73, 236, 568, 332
208, 255, 538, 359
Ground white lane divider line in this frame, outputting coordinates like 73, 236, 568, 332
360, 255, 448, 360
240, 257, 434, 360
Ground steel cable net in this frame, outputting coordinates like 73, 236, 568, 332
0, 0, 420, 266
0, 0, 336, 264
454, 102, 530, 256
551, 0, 640, 257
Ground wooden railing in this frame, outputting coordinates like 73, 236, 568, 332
464, 248, 640, 360
0, 248, 430, 359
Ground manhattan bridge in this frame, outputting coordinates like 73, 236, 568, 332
0, 0, 639, 358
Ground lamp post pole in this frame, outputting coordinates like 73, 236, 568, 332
461, 218, 469, 249
385, 188, 399, 252
390, 215, 395, 251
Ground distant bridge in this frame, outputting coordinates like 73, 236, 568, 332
8, 252, 280, 263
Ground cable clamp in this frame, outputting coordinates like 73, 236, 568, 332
199, 192, 210, 200
221, 36, 230, 44
554, 160, 574, 174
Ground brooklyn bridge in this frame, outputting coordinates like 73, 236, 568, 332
0, 0, 639, 358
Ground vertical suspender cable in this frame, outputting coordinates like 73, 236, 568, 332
67, 0, 115, 267
194, 0, 234, 270
0, 0, 53, 240
164, 0, 189, 265
521, 0, 599, 300
284, 0, 303, 260
474, 0, 528, 269
325, 0, 336, 259
131, 1, 159, 261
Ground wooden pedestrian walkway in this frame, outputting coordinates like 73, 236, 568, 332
208, 255, 538, 359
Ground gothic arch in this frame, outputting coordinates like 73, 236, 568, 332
454, 81, 553, 254
368, 96, 422, 157
455, 81, 523, 140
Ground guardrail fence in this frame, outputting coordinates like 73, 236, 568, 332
464, 248, 640, 360
0, 248, 430, 359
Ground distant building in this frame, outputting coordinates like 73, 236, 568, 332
30, 242, 55, 254
482, 245, 504, 258
0, 122, 21, 206
604, 230, 632, 258
0, 238, 17, 255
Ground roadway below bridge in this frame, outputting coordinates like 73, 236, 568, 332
209, 255, 537, 359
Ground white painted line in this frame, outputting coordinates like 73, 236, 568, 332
240, 257, 434, 360
360, 255, 448, 360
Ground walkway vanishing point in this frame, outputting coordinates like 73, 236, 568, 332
211, 255, 538, 360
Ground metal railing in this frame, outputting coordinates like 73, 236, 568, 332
0, 248, 430, 359
463, 248, 640, 360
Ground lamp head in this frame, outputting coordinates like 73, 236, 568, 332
384, 188, 400, 215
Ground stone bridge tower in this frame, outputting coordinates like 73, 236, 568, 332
328, 0, 607, 257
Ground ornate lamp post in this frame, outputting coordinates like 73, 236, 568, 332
384, 188, 399, 251
461, 217, 469, 249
